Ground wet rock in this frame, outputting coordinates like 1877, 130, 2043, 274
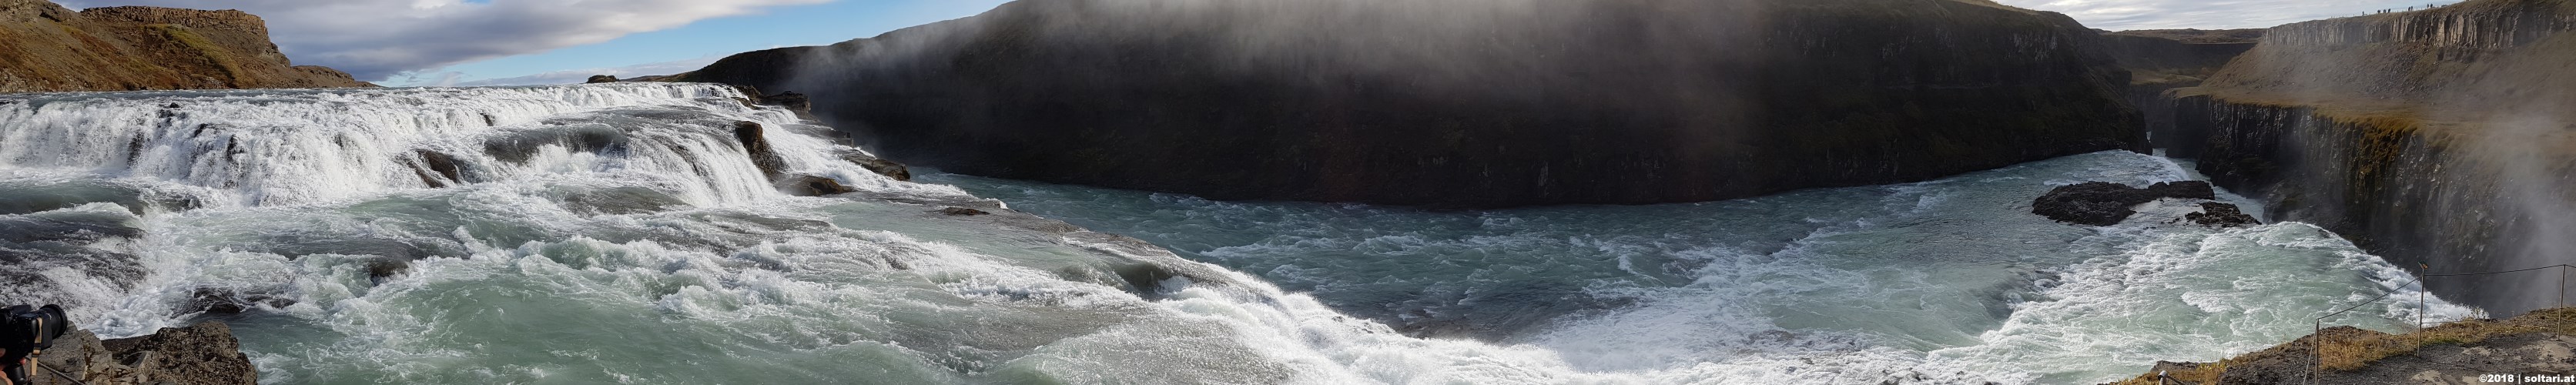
365, 258, 409, 280
585, 74, 620, 83
755, 91, 809, 112
31, 322, 258, 385
837, 150, 912, 182
410, 149, 465, 187
719, 85, 816, 120
937, 206, 990, 216
2031, 181, 2217, 226
731, 121, 789, 179
182, 287, 293, 315
2185, 202, 2261, 228
776, 174, 857, 196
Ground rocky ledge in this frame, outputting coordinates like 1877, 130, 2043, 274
2109, 307, 2576, 385
0, 0, 374, 92
26, 322, 258, 385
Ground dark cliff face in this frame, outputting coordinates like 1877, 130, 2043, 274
2159, 0, 2576, 315
0, 0, 374, 92
682, 0, 2146, 209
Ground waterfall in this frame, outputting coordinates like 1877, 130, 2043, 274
0, 83, 926, 209
0, 84, 2469, 384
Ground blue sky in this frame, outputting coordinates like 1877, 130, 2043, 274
59, 0, 2467, 86
431, 0, 1014, 86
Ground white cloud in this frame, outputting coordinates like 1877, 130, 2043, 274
59, 0, 826, 81
1997, 0, 2466, 30
449, 56, 722, 86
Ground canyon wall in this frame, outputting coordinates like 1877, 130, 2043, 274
2160, 0, 2576, 315
2099, 28, 2259, 152
675, 0, 2146, 208
0, 0, 373, 92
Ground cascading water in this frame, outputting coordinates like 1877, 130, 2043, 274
0, 83, 2473, 384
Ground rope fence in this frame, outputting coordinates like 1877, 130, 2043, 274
2303, 263, 2576, 385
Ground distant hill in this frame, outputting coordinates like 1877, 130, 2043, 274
0, 0, 374, 92
666, 0, 2146, 209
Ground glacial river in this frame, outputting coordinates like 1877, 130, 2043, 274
0, 84, 2463, 384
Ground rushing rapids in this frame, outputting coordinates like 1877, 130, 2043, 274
0, 83, 2477, 383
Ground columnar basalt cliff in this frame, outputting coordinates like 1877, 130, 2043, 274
2159, 0, 2576, 315
0, 0, 373, 92
675, 0, 2146, 209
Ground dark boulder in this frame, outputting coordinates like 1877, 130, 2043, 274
2186, 202, 2262, 228
409, 149, 466, 187
183, 287, 294, 315
585, 75, 619, 83
2032, 181, 2217, 226
32, 322, 259, 385
777, 174, 857, 196
730, 121, 789, 179
937, 207, 990, 216
837, 150, 912, 182
720, 85, 813, 115
756, 91, 809, 113
676, 0, 2146, 209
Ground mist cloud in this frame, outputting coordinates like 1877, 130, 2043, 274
58, 0, 826, 81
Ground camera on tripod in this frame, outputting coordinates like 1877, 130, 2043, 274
1, 305, 69, 385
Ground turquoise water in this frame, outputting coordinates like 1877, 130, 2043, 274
930, 151, 2470, 383
0, 85, 2466, 384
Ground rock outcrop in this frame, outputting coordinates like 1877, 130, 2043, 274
0, 0, 374, 92
2110, 308, 2576, 385
2030, 181, 2216, 226
585, 75, 619, 83
775, 174, 857, 196
2152, 0, 2576, 315
2183, 202, 2261, 228
836, 149, 910, 182
672, 0, 2146, 209
28, 322, 259, 385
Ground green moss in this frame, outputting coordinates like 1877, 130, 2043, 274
151, 24, 243, 84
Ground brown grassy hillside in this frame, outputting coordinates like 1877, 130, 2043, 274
0, 0, 373, 92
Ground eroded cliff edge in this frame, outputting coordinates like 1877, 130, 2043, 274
0, 0, 374, 92
2156, 0, 2576, 315
672, 0, 2146, 209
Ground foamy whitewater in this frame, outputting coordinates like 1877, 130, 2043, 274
0, 84, 2474, 384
